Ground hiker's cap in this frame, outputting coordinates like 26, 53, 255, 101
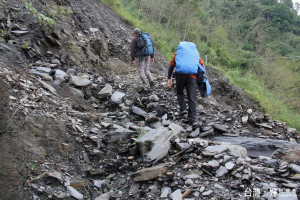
133, 28, 141, 34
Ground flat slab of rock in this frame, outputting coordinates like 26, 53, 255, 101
111, 91, 126, 104
38, 79, 57, 95
204, 145, 229, 154
170, 189, 182, 200
67, 186, 83, 200
213, 136, 294, 157
132, 106, 148, 117
98, 84, 112, 98
30, 69, 53, 81
54, 69, 68, 81
69, 75, 91, 87
216, 166, 228, 177
137, 123, 184, 162
213, 124, 228, 133
250, 165, 276, 175
131, 164, 169, 182
104, 124, 136, 143
289, 164, 300, 173
11, 30, 29, 36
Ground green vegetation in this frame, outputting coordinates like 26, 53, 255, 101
0, 30, 5, 42
23, 1, 73, 27
65, 40, 77, 52
43, 4, 73, 20
132, 128, 147, 145
224, 68, 300, 129
102, 0, 300, 130
22, 42, 30, 50
24, 1, 55, 26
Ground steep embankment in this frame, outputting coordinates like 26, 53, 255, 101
0, 0, 299, 200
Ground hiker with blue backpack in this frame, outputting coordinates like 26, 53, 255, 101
167, 41, 209, 126
131, 28, 155, 88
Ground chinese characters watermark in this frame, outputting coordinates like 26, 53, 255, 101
244, 187, 297, 199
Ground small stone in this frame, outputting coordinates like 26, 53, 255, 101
289, 164, 300, 173
216, 166, 228, 177
93, 179, 109, 189
160, 187, 171, 198
251, 165, 275, 175
47, 171, 62, 180
242, 115, 248, 123
185, 173, 200, 179
202, 190, 213, 196
170, 189, 182, 200
95, 193, 110, 200
176, 143, 191, 150
202, 126, 213, 132
290, 173, 300, 180
131, 164, 169, 181
67, 186, 83, 200
225, 162, 235, 170
208, 160, 219, 168
189, 128, 200, 138
149, 94, 159, 102
111, 91, 126, 104
213, 124, 228, 133
69, 75, 91, 87
205, 145, 229, 154
11, 30, 29, 36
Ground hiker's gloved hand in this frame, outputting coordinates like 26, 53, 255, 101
167, 79, 172, 88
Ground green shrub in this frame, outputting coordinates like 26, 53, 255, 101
242, 44, 254, 51
24, 1, 55, 26
101, 0, 121, 9
65, 40, 77, 52
44, 5, 73, 20
0, 30, 5, 42
224, 68, 300, 130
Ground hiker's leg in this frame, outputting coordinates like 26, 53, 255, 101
136, 57, 147, 83
144, 56, 153, 83
176, 76, 187, 112
186, 77, 197, 123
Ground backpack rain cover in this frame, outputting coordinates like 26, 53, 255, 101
175, 42, 200, 74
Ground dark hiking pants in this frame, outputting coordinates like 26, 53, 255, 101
176, 76, 197, 123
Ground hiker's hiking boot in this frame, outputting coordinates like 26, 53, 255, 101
179, 110, 188, 116
150, 81, 155, 88
189, 121, 202, 129
181, 119, 201, 130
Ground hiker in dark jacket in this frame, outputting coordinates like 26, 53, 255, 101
167, 51, 204, 126
131, 27, 155, 87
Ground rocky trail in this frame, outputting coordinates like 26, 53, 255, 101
0, 0, 300, 200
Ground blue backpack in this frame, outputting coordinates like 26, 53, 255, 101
137, 32, 154, 56
176, 42, 211, 97
175, 42, 200, 74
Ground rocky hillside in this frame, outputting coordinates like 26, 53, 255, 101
0, 0, 300, 200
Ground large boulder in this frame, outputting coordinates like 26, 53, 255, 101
272, 143, 300, 163
91, 38, 109, 61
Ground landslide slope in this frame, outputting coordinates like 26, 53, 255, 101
0, 0, 299, 199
